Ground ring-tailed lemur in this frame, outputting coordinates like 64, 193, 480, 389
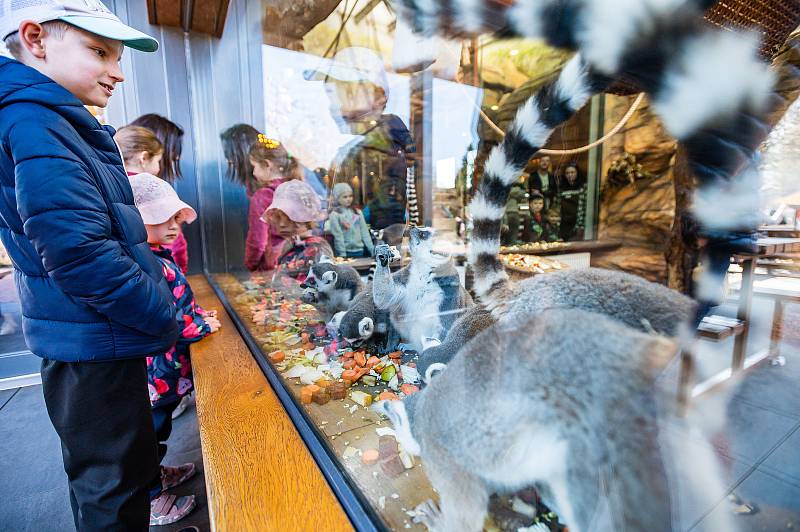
300, 261, 364, 322
377, 309, 735, 532
372, 229, 473, 352
338, 283, 403, 353
417, 305, 495, 382
393, 0, 774, 239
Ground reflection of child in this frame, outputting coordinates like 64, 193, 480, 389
263, 180, 334, 281
501, 184, 527, 245
327, 183, 374, 257
522, 192, 546, 243
543, 206, 563, 242
244, 136, 298, 271
129, 173, 221, 523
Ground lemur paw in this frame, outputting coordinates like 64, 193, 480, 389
374, 244, 392, 267
413, 499, 443, 531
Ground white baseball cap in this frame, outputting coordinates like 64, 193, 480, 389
304, 47, 389, 92
1, 0, 158, 52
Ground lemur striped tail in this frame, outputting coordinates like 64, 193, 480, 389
468, 55, 604, 307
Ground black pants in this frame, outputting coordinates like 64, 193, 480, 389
41, 358, 159, 532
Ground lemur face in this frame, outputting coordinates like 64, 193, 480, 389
408, 226, 448, 266
375, 398, 422, 456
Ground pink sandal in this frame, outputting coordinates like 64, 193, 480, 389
162, 463, 196, 490
150, 493, 196, 526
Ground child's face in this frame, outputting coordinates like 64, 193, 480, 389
565, 166, 578, 183
250, 157, 276, 186
140, 151, 163, 176
338, 192, 354, 208
547, 212, 561, 225
146, 214, 180, 246
529, 198, 544, 214
267, 209, 307, 239
25, 24, 125, 107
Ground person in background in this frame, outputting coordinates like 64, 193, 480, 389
244, 135, 299, 271
220, 123, 261, 196
263, 180, 333, 282
327, 182, 374, 257
543, 206, 563, 242
501, 183, 528, 246
130, 173, 221, 526
0, 4, 177, 529
558, 162, 586, 241
522, 191, 547, 243
115, 125, 163, 175
528, 155, 557, 210
130, 114, 190, 273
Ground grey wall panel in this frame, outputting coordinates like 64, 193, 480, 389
103, 0, 263, 274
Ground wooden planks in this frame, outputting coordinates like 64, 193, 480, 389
188, 275, 354, 532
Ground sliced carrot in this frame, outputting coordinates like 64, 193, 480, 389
341, 370, 359, 386
354, 351, 367, 367
366, 356, 381, 368
342, 351, 355, 359
342, 359, 356, 370
400, 384, 419, 396
355, 367, 370, 379
361, 449, 380, 465
268, 351, 285, 363
378, 391, 399, 401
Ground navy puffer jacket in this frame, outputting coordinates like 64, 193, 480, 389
0, 57, 178, 361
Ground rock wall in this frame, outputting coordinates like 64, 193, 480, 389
593, 95, 677, 284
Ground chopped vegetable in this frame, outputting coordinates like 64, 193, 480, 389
380, 455, 405, 477
366, 356, 381, 368
268, 350, 285, 363
350, 390, 373, 407
329, 382, 347, 400
341, 369, 359, 386
342, 359, 356, 370
380, 365, 397, 382
378, 391, 399, 402
354, 351, 367, 367
300, 385, 320, 405
400, 384, 419, 396
313, 390, 331, 405
300, 369, 325, 385
361, 449, 380, 465
361, 375, 377, 387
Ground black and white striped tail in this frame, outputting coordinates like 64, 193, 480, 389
406, 166, 420, 226
468, 55, 603, 307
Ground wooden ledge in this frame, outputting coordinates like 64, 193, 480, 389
188, 275, 354, 532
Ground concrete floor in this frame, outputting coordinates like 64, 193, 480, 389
1, 298, 799, 531
0, 389, 209, 532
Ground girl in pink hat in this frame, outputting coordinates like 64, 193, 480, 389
243, 135, 300, 272
262, 180, 334, 282
129, 173, 221, 526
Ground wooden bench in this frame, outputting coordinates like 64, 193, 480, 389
752, 276, 800, 360
188, 275, 354, 532
696, 315, 746, 341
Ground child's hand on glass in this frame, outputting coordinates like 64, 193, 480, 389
203, 311, 221, 333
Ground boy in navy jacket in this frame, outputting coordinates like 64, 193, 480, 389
0, 2, 182, 529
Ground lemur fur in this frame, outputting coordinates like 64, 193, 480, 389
378, 309, 735, 532
417, 305, 494, 382
300, 261, 364, 322
372, 228, 473, 352
338, 282, 402, 353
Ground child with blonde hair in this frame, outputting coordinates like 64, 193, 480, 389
244, 135, 299, 271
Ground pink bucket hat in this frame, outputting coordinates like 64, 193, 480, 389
129, 173, 197, 225
264, 180, 324, 223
